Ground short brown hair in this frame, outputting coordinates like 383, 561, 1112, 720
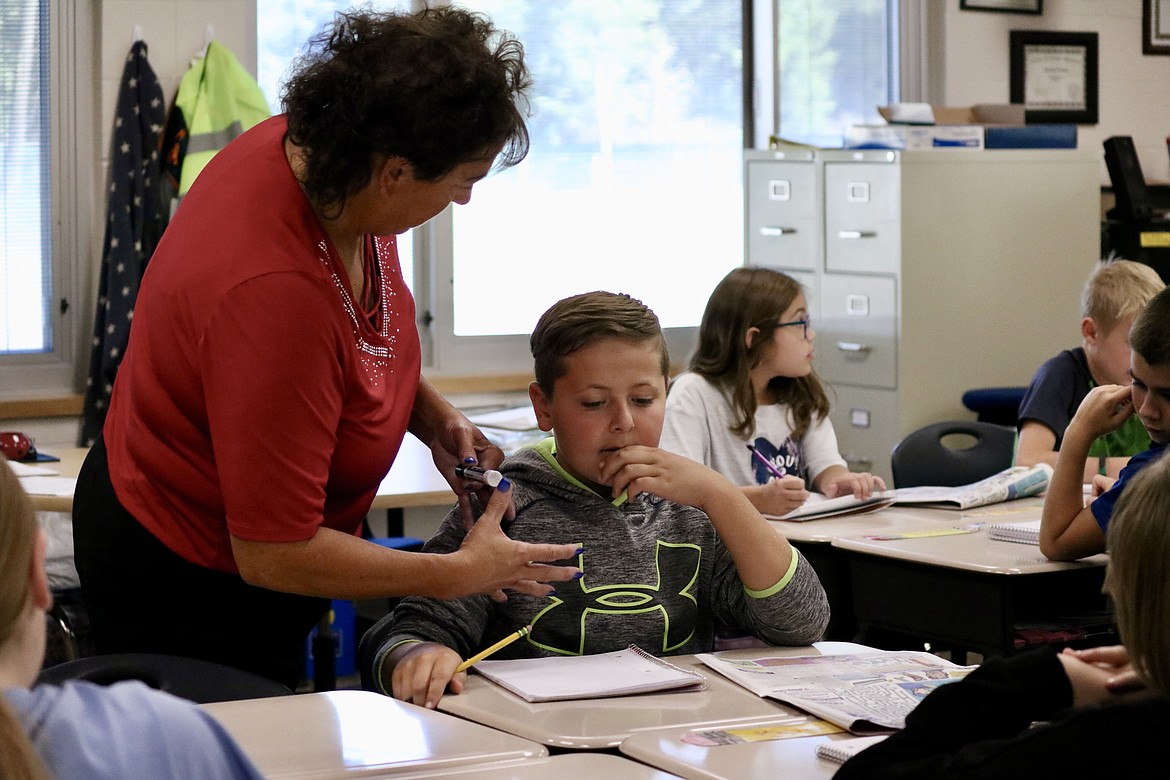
1129, 284, 1170, 367
1081, 259, 1164, 334
1106, 453, 1170, 697
530, 291, 669, 397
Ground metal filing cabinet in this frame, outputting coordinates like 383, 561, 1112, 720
745, 148, 1100, 485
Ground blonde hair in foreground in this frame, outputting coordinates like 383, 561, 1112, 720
0, 457, 51, 779
1106, 453, 1170, 699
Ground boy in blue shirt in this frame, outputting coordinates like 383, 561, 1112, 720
1040, 284, 1170, 561
1017, 259, 1163, 481
360, 291, 829, 708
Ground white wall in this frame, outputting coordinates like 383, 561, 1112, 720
939, 1, 1170, 185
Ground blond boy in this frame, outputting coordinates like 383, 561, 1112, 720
1017, 259, 1164, 481
1040, 285, 1170, 561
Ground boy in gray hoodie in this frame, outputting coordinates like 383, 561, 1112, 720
361, 291, 830, 708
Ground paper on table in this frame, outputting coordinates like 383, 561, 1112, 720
7, 461, 59, 477
466, 405, 539, 432
472, 645, 707, 702
696, 650, 973, 734
767, 491, 897, 522
18, 476, 76, 497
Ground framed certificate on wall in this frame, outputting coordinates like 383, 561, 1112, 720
1009, 30, 1098, 124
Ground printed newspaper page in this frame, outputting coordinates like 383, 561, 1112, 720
890, 464, 1052, 510
696, 651, 974, 734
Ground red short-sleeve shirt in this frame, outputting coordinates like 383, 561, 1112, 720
104, 116, 420, 573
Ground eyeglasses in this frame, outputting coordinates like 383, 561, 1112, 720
773, 316, 812, 340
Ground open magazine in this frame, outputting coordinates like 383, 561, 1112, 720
696, 650, 974, 734
766, 492, 897, 522
891, 464, 1052, 511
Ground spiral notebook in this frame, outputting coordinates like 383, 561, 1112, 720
815, 735, 889, 764
471, 645, 708, 702
984, 518, 1041, 546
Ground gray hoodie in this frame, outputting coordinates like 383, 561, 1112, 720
363, 442, 830, 685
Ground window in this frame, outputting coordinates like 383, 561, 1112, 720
0, 0, 90, 397
761, 0, 899, 149
255, 0, 897, 376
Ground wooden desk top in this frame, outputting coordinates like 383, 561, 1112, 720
201, 689, 547, 779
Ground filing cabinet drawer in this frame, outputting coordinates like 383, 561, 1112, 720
824, 383, 899, 486
816, 274, 897, 389
746, 160, 819, 270
824, 161, 900, 274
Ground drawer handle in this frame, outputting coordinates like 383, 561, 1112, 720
845, 456, 874, 471
760, 226, 796, 236
837, 230, 877, 239
836, 341, 872, 353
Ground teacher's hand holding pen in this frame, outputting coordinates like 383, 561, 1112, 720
455, 479, 582, 602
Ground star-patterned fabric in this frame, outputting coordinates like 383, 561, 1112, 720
80, 41, 167, 446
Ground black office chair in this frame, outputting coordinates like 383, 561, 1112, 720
960, 387, 1027, 427
35, 653, 293, 703
890, 420, 1016, 488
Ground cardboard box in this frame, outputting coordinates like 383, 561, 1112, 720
844, 124, 984, 150
877, 103, 1026, 126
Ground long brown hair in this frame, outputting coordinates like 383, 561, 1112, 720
688, 266, 829, 438
0, 458, 51, 779
1106, 453, 1170, 698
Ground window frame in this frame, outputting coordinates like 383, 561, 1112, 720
0, 0, 94, 399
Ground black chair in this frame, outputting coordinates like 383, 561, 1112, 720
890, 420, 1016, 488
960, 386, 1027, 427
35, 653, 293, 703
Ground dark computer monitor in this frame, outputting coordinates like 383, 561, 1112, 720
1104, 135, 1153, 221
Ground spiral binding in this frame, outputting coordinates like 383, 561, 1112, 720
626, 644, 709, 689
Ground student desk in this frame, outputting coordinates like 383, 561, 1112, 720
769, 501, 1013, 642
621, 729, 861, 780
201, 689, 548, 779
832, 514, 1109, 662
24, 435, 457, 514
436, 642, 870, 751
372, 753, 683, 779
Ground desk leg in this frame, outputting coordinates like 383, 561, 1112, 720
385, 508, 405, 537
312, 613, 337, 692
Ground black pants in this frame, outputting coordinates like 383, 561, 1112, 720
72, 434, 328, 690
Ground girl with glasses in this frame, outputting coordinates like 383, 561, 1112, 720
661, 266, 885, 520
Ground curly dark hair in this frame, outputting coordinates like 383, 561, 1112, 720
282, 5, 531, 216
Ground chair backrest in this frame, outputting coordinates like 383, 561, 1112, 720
890, 420, 1016, 489
35, 653, 292, 703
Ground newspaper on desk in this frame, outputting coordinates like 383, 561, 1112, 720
696, 650, 974, 734
891, 464, 1052, 511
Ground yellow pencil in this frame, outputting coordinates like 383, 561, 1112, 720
455, 624, 533, 673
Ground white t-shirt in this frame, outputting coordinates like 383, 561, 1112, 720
661, 372, 846, 488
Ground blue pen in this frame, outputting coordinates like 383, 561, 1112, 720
746, 443, 787, 480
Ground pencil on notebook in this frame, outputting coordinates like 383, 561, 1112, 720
455, 624, 534, 673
